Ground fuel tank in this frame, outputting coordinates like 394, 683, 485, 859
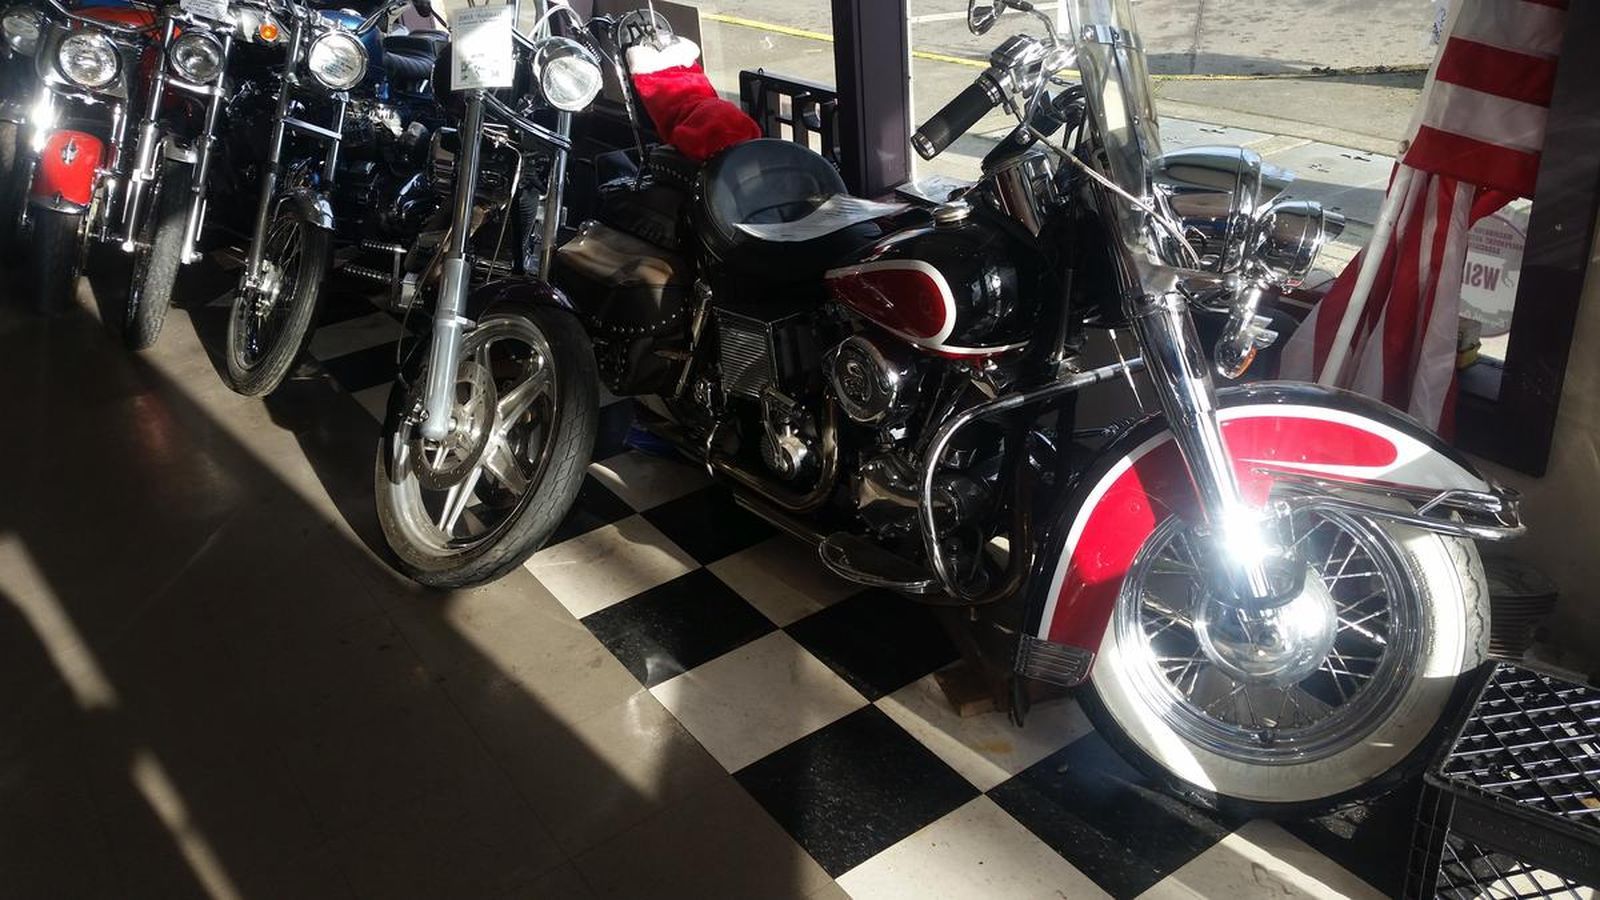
824, 203, 1039, 358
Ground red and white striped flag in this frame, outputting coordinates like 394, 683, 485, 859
1278, 0, 1567, 431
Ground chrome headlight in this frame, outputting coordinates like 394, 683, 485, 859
307, 30, 365, 91
168, 31, 223, 83
57, 31, 118, 89
1153, 146, 1290, 274
531, 36, 601, 113
1, 6, 43, 55
1252, 198, 1346, 287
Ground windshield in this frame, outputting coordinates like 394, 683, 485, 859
1062, 0, 1163, 205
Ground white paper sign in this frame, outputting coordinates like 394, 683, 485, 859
180, 0, 227, 22
1460, 208, 1528, 337
736, 195, 909, 242
448, 0, 515, 91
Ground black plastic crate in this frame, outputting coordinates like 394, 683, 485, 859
1405, 662, 1600, 898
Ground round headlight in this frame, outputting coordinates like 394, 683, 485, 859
57, 32, 118, 89
168, 31, 222, 83
531, 37, 601, 113
1, 6, 43, 56
1252, 198, 1346, 287
307, 30, 365, 91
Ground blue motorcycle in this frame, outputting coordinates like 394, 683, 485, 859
222, 0, 445, 394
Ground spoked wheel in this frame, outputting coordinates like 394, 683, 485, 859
1085, 506, 1488, 816
225, 203, 329, 395
375, 305, 597, 588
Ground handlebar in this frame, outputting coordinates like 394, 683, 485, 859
911, 71, 1004, 160
39, 0, 162, 35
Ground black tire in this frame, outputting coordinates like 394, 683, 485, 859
124, 161, 194, 350
224, 200, 331, 395
30, 207, 85, 315
375, 304, 598, 588
0, 120, 24, 260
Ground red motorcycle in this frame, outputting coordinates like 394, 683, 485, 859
376, 0, 1525, 816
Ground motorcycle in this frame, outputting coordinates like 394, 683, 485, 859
372, 0, 605, 587
224, 0, 446, 394
20, 0, 157, 313
0, 0, 50, 254
115, 0, 293, 348
390, 0, 1526, 815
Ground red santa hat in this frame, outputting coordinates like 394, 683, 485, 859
627, 35, 761, 163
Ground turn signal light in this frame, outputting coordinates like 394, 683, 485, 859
257, 21, 279, 42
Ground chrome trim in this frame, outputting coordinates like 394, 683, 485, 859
1259, 468, 1526, 542
918, 358, 1145, 599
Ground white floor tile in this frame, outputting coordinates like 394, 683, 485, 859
309, 311, 404, 361
525, 515, 698, 619
837, 796, 1110, 899
351, 383, 391, 422
1137, 820, 1383, 900
651, 630, 867, 771
708, 535, 859, 627
875, 676, 1092, 792
588, 449, 711, 512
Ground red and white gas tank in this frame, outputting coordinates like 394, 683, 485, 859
825, 203, 1040, 358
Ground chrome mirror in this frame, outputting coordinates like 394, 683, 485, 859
967, 0, 1000, 35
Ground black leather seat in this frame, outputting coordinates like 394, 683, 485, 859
382, 31, 447, 85
696, 139, 880, 283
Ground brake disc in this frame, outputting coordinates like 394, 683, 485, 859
411, 357, 498, 491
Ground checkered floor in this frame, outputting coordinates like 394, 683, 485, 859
293, 290, 1420, 898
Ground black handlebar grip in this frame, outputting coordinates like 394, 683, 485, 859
912, 74, 1003, 161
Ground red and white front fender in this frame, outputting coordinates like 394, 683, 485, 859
1022, 381, 1500, 667
29, 129, 103, 213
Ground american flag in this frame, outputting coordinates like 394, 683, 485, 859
1278, 0, 1568, 431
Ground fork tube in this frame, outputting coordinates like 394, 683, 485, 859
534, 110, 570, 278
320, 92, 347, 184
244, 16, 306, 282
181, 32, 232, 263
120, 16, 176, 248
419, 90, 486, 442
1129, 289, 1276, 603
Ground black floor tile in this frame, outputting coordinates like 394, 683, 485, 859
581, 569, 776, 687
736, 705, 979, 877
548, 474, 634, 547
783, 589, 959, 701
318, 288, 385, 326
987, 731, 1242, 899
318, 341, 400, 393
640, 486, 776, 564
1281, 782, 1418, 898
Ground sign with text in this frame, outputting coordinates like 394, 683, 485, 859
447, 0, 516, 91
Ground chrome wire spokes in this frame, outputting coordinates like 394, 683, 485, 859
391, 315, 556, 555
1118, 508, 1421, 764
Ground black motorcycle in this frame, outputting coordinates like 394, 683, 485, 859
223, 0, 445, 394
371, 2, 609, 587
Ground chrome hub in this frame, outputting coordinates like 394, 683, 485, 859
1193, 564, 1337, 688
412, 359, 497, 491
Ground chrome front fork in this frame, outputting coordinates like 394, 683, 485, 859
243, 17, 306, 288
418, 95, 572, 442
119, 18, 176, 249
1129, 290, 1281, 605
419, 91, 487, 442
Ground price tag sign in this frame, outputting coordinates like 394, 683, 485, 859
447, 0, 516, 91
180, 0, 228, 22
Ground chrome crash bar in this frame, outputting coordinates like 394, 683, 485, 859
918, 357, 1148, 600
1259, 468, 1526, 543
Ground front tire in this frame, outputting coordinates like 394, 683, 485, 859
1084, 514, 1488, 818
375, 304, 597, 588
225, 201, 330, 395
30, 207, 86, 315
0, 120, 25, 259
125, 161, 194, 350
